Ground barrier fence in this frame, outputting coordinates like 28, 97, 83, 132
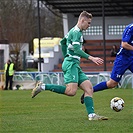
0, 71, 133, 90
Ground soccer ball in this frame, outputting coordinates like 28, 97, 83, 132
110, 97, 124, 112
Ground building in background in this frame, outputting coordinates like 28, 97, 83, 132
0, 40, 9, 70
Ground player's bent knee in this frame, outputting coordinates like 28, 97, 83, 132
65, 86, 77, 96
108, 82, 118, 88
65, 83, 78, 96
65, 91, 76, 96
107, 79, 118, 89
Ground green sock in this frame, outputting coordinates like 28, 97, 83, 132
84, 96, 95, 115
45, 84, 66, 94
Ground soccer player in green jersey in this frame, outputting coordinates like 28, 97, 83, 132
32, 11, 108, 121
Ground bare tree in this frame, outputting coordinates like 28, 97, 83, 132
0, 0, 63, 70
0, 0, 36, 69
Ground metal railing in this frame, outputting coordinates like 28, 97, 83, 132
0, 71, 132, 89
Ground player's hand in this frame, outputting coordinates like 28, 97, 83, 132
88, 56, 104, 65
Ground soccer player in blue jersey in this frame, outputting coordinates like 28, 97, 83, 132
81, 23, 133, 104
32, 11, 108, 120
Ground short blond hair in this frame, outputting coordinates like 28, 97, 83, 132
78, 11, 92, 20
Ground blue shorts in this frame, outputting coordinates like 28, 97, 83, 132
111, 55, 133, 82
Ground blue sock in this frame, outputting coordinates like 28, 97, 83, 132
93, 81, 108, 92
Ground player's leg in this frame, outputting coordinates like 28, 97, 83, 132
32, 60, 79, 98
80, 78, 118, 104
31, 81, 78, 98
93, 79, 119, 92
4, 75, 9, 90
9, 76, 13, 90
43, 62, 79, 96
31, 82, 66, 98
64, 83, 78, 96
93, 58, 124, 92
79, 80, 108, 120
79, 80, 94, 114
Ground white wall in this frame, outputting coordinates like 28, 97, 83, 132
64, 14, 132, 40
91, 16, 132, 40
0, 44, 9, 63
39, 46, 62, 72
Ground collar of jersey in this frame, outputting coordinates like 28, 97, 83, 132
75, 25, 81, 32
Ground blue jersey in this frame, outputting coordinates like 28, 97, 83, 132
117, 23, 133, 57
111, 23, 133, 82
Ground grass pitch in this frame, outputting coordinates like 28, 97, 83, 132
0, 88, 133, 133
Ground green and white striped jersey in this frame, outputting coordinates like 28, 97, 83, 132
60, 25, 89, 60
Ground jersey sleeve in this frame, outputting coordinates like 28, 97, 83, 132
73, 44, 89, 59
60, 37, 67, 58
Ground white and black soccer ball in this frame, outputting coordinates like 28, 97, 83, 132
110, 97, 124, 112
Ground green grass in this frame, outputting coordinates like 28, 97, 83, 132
0, 88, 133, 133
